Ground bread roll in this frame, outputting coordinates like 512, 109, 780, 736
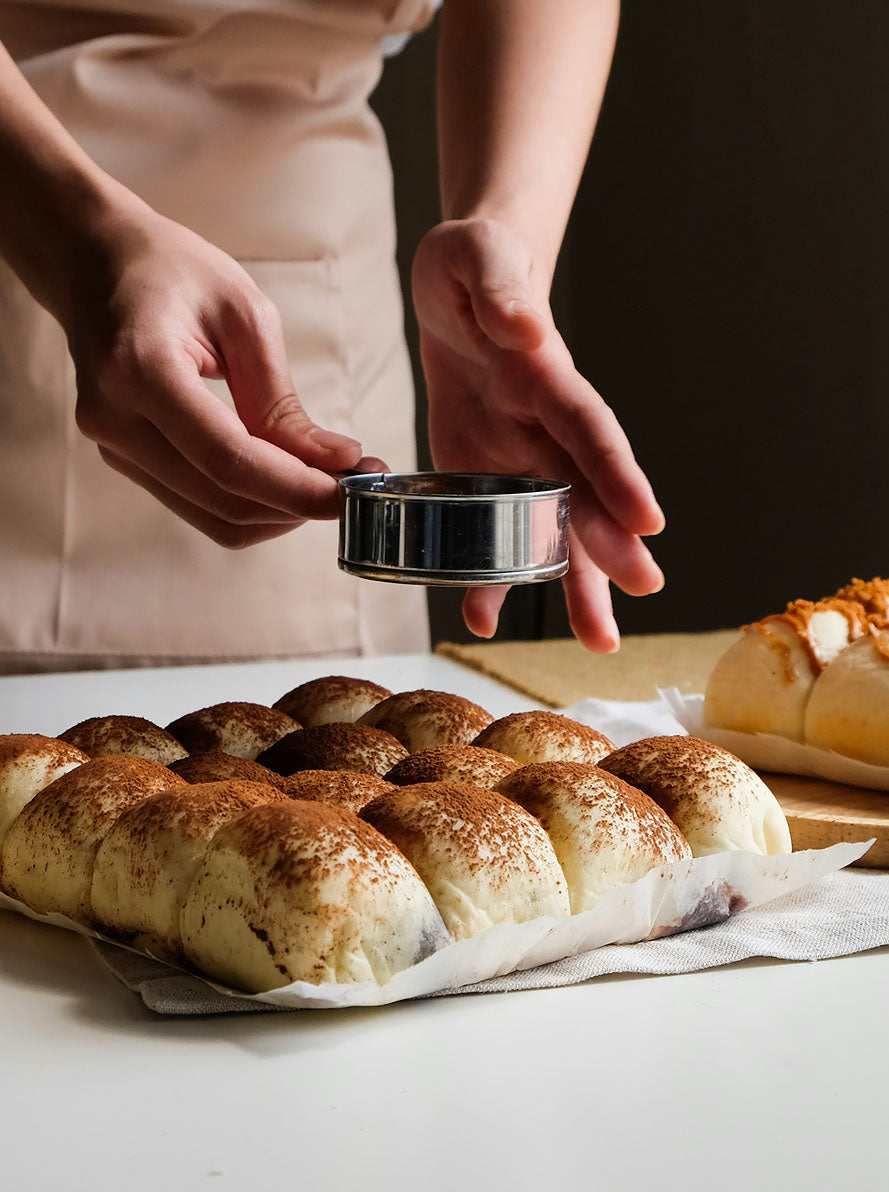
361, 781, 570, 938
599, 736, 792, 856
0, 734, 88, 850
497, 762, 691, 912
180, 801, 450, 990
273, 676, 391, 728
358, 689, 493, 752
474, 711, 614, 765
257, 724, 408, 777
1, 757, 185, 921
804, 631, 889, 765
704, 602, 863, 740
59, 715, 187, 765
277, 770, 395, 815
385, 745, 519, 788
169, 751, 287, 788
91, 779, 286, 959
166, 702, 299, 759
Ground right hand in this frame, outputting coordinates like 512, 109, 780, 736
59, 203, 367, 548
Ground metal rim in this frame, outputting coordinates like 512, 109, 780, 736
338, 472, 570, 504
338, 558, 570, 586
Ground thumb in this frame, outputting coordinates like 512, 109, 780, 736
462, 585, 510, 639
220, 293, 363, 471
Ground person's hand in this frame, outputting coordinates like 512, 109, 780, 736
413, 218, 665, 652
58, 203, 368, 548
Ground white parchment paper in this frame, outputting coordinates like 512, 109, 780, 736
0, 838, 870, 1009
659, 688, 889, 791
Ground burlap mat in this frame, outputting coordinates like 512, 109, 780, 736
91, 869, 889, 1014
436, 630, 739, 706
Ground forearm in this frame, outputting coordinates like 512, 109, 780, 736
0, 41, 140, 322
437, 0, 619, 292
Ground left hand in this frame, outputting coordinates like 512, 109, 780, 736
412, 218, 665, 652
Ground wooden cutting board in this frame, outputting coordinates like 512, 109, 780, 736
760, 772, 889, 868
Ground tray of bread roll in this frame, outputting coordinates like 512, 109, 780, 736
0, 677, 868, 1009
664, 576, 889, 868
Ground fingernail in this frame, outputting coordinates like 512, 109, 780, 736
507, 299, 537, 317
652, 505, 667, 534
651, 566, 666, 593
309, 427, 361, 455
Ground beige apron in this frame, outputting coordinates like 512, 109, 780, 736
0, 0, 434, 671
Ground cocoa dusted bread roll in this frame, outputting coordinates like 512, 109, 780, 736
0, 734, 88, 850
166, 702, 299, 760
599, 736, 792, 857
361, 781, 570, 938
59, 715, 187, 765
169, 751, 288, 789
273, 676, 391, 728
1, 757, 186, 922
385, 745, 519, 789
497, 762, 691, 912
277, 771, 395, 815
180, 801, 451, 991
257, 723, 408, 777
91, 779, 287, 960
474, 711, 614, 766
358, 689, 493, 752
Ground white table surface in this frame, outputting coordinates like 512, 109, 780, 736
2, 654, 887, 1192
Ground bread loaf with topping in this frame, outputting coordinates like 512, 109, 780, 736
180, 800, 450, 990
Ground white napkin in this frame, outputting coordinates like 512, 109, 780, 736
91, 868, 889, 1013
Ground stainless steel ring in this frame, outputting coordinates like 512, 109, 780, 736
338, 472, 571, 587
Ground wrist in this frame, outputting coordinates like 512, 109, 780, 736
27, 169, 151, 330
437, 208, 557, 303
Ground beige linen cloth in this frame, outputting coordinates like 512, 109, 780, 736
92, 870, 889, 1014
0, 0, 434, 670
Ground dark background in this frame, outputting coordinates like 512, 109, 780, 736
371, 2, 889, 647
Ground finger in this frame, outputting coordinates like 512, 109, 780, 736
140, 353, 344, 519
462, 585, 510, 639
344, 455, 390, 476
562, 535, 621, 653
570, 489, 665, 597
218, 292, 363, 471
96, 416, 300, 525
526, 349, 665, 537
98, 448, 302, 549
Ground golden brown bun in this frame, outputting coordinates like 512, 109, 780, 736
273, 676, 391, 728
474, 711, 614, 766
1, 756, 185, 921
384, 744, 519, 788
180, 800, 450, 990
166, 702, 299, 759
59, 715, 187, 765
804, 632, 889, 764
497, 762, 691, 912
256, 724, 408, 777
168, 751, 287, 789
358, 689, 493, 752
704, 609, 857, 740
599, 736, 792, 857
361, 781, 570, 938
91, 779, 286, 959
277, 770, 395, 815
0, 734, 88, 850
